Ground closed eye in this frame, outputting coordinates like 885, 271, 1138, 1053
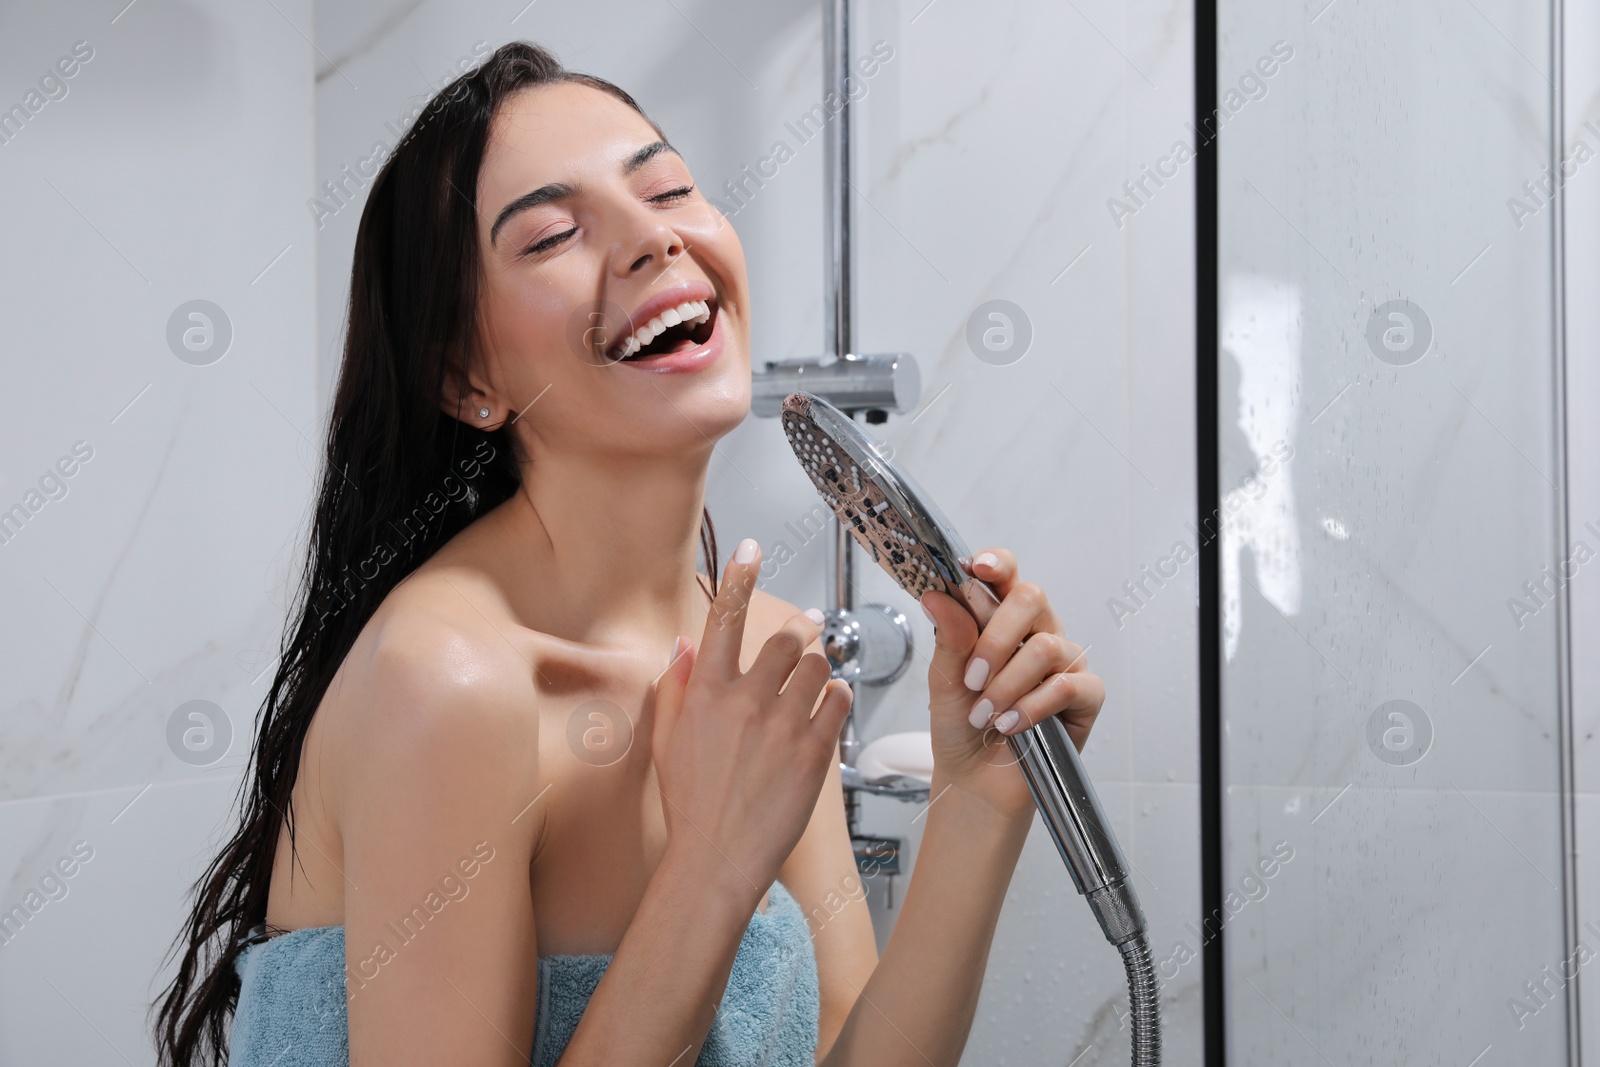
519, 186, 695, 257
523, 227, 576, 256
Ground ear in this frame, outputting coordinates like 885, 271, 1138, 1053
438, 346, 504, 429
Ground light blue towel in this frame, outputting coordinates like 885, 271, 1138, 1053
228, 880, 819, 1067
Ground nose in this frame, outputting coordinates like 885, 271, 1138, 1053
608, 204, 685, 279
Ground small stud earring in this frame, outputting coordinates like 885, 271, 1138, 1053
477, 407, 490, 419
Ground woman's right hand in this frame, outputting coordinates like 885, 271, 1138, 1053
649, 538, 855, 900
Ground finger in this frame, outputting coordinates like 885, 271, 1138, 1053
920, 589, 979, 703
961, 581, 1068, 693
697, 538, 762, 680
967, 631, 1077, 730
965, 547, 1016, 590
747, 609, 827, 692
807, 677, 855, 746
650, 635, 695, 751
988, 669, 1106, 749
777, 650, 834, 714
966, 548, 1065, 637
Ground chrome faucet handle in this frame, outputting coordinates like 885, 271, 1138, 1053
820, 604, 913, 687
750, 352, 920, 418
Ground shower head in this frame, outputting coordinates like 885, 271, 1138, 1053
780, 390, 1161, 1064
779, 391, 1002, 627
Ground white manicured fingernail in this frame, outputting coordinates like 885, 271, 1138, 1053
804, 608, 825, 625
734, 538, 758, 563
969, 697, 994, 729
963, 657, 989, 691
994, 709, 1020, 733
975, 552, 999, 569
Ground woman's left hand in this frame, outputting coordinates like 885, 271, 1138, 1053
920, 548, 1105, 822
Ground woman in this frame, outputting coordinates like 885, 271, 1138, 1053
153, 40, 1106, 1067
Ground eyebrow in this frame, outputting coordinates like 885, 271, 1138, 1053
489, 140, 681, 248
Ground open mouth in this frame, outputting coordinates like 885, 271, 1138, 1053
607, 298, 718, 363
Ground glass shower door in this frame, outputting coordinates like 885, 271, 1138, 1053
1214, 0, 1572, 1061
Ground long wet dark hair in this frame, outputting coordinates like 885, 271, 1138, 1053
152, 40, 721, 1066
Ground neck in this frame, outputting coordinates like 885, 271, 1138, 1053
498, 445, 715, 648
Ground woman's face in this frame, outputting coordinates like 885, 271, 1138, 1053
467, 81, 751, 461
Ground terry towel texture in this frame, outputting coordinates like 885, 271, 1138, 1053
228, 881, 819, 1067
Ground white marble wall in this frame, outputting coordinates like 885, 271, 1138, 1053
0, 1, 317, 1064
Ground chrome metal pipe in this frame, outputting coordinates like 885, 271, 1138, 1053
820, 0, 851, 619
822, 0, 851, 366
821, 0, 859, 782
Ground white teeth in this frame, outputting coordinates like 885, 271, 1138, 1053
617, 299, 713, 359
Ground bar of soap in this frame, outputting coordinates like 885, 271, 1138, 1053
856, 731, 934, 784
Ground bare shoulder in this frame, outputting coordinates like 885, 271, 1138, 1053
343, 569, 535, 722
320, 566, 544, 831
